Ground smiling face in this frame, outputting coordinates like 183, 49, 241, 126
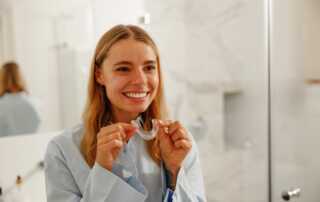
95, 38, 159, 122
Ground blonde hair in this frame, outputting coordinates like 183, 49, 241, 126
80, 25, 168, 167
0, 61, 27, 97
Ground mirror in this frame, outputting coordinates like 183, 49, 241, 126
1, 0, 320, 201
0, 0, 93, 136
0, 0, 269, 201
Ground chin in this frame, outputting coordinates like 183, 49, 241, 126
125, 105, 149, 114
129, 108, 148, 114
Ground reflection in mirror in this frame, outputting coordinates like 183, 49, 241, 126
0, 61, 41, 137
0, 0, 93, 135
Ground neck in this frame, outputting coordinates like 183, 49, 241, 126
9, 86, 20, 93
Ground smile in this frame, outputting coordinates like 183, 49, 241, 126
123, 92, 149, 98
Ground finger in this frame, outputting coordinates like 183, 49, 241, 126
157, 125, 166, 138
174, 139, 192, 150
171, 129, 186, 141
116, 123, 137, 141
108, 139, 123, 153
157, 120, 173, 135
97, 132, 122, 145
171, 128, 188, 141
97, 127, 118, 139
102, 122, 137, 134
157, 124, 171, 143
168, 121, 182, 134
118, 122, 138, 133
157, 119, 173, 127
110, 123, 137, 142
157, 120, 173, 133
99, 123, 137, 139
98, 139, 124, 151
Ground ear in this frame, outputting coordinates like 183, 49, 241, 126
95, 68, 105, 85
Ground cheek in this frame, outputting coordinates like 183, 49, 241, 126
105, 77, 126, 97
150, 74, 160, 92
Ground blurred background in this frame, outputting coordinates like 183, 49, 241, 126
0, 0, 319, 201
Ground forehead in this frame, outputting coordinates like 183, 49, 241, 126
107, 38, 157, 63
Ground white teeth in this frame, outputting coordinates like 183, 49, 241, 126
125, 92, 148, 98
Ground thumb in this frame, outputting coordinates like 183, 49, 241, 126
157, 124, 170, 144
120, 122, 138, 131
118, 122, 137, 141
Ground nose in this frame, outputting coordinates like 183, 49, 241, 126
131, 68, 147, 84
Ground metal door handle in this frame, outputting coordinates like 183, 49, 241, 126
282, 188, 301, 201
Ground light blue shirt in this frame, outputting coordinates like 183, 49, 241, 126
44, 124, 206, 202
0, 92, 41, 136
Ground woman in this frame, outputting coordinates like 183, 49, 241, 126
44, 25, 206, 202
0, 61, 41, 136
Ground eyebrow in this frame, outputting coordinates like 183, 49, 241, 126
114, 60, 156, 66
144, 60, 156, 65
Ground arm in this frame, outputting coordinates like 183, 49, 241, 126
163, 137, 207, 202
157, 120, 207, 202
44, 140, 147, 202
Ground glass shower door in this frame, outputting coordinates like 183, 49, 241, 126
271, 0, 320, 201
145, 0, 270, 201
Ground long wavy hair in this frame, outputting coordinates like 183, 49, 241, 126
80, 25, 168, 167
0, 61, 27, 97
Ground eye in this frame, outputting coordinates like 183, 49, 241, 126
145, 65, 156, 71
115, 66, 130, 72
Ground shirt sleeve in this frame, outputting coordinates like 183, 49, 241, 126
44, 140, 148, 202
163, 134, 207, 202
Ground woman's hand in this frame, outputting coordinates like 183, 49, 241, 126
157, 120, 192, 176
95, 123, 137, 171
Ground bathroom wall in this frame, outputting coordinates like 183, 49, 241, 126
52, 2, 94, 129
303, 0, 320, 81
0, 1, 15, 63
145, 0, 269, 201
0, 132, 59, 202
91, 0, 145, 43
271, 0, 320, 201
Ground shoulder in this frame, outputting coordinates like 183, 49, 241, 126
19, 93, 40, 108
45, 124, 84, 161
0, 92, 30, 107
0, 94, 12, 115
0, 93, 9, 106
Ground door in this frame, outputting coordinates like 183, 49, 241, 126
271, 0, 320, 201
